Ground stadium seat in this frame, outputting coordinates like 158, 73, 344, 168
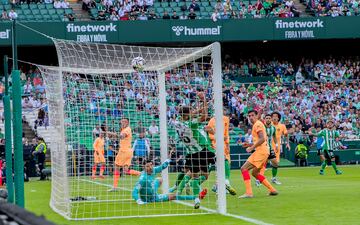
34, 14, 43, 20
29, 3, 37, 10
40, 9, 48, 15
20, 4, 29, 10
43, 14, 51, 20
56, 8, 65, 15
201, 1, 210, 7
51, 14, 59, 20
3, 4, 11, 11
37, 4, 45, 9
23, 9, 31, 15
32, 9, 40, 15
18, 14, 26, 20
64, 8, 73, 14
45, 3, 54, 9
48, 9, 56, 15
26, 14, 35, 21
169, 2, 178, 8
154, 2, 161, 7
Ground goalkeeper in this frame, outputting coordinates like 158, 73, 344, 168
132, 159, 207, 206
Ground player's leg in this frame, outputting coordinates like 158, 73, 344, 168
271, 147, 281, 184
256, 160, 268, 187
99, 163, 105, 178
169, 167, 186, 193
239, 160, 255, 198
108, 164, 121, 191
327, 150, 342, 174
224, 159, 237, 195
190, 173, 202, 209
91, 162, 98, 179
270, 158, 280, 185
318, 149, 326, 175
251, 166, 278, 196
176, 170, 191, 194
98, 154, 106, 178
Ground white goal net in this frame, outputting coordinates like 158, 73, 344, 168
39, 40, 226, 220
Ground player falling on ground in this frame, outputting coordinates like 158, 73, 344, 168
239, 110, 278, 199
311, 120, 342, 175
107, 118, 141, 191
204, 114, 237, 195
265, 111, 290, 185
92, 131, 106, 179
133, 159, 207, 207
169, 92, 214, 209
256, 114, 279, 187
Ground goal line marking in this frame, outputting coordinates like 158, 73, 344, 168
81, 178, 273, 225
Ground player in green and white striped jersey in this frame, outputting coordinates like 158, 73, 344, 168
169, 91, 215, 209
312, 120, 342, 175
256, 114, 279, 187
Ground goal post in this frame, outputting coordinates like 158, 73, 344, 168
39, 39, 226, 220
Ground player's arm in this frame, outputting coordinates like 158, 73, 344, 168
153, 159, 172, 174
93, 138, 100, 155
192, 92, 208, 122
204, 118, 215, 135
246, 130, 265, 153
132, 182, 146, 205
283, 125, 290, 150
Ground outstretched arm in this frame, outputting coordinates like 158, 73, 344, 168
153, 159, 172, 174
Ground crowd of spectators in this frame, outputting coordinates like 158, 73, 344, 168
83, 0, 299, 21
308, 0, 360, 17
222, 57, 360, 83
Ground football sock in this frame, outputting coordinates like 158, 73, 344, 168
175, 172, 185, 186
272, 167, 278, 178
256, 174, 276, 192
190, 178, 200, 196
99, 165, 105, 176
260, 163, 267, 176
199, 175, 207, 185
92, 165, 96, 177
113, 170, 120, 188
225, 160, 231, 180
331, 161, 338, 171
321, 161, 327, 170
177, 175, 191, 194
176, 195, 196, 200
241, 170, 252, 195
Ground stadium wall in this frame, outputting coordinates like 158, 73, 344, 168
1, 17, 360, 46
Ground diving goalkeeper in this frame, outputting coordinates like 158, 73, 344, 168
132, 159, 207, 207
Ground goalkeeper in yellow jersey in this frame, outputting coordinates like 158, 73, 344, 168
205, 114, 237, 195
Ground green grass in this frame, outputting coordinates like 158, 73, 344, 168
25, 165, 360, 225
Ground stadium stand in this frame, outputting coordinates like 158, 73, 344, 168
8, 58, 358, 158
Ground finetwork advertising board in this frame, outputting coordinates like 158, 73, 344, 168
0, 17, 360, 46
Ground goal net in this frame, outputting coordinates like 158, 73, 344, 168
39, 40, 226, 220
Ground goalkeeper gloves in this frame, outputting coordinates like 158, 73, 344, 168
136, 199, 146, 205
164, 159, 172, 164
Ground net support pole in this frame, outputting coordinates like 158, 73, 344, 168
212, 42, 226, 215
158, 72, 169, 193
3, 55, 14, 204
11, 70, 24, 208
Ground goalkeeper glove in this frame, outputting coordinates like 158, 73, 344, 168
164, 159, 172, 164
136, 199, 146, 205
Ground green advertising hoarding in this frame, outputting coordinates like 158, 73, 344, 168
0, 17, 360, 46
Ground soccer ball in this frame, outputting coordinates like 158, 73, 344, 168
131, 56, 145, 72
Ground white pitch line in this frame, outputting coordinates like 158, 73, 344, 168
81, 178, 273, 225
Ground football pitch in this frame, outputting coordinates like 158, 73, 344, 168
25, 165, 360, 225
